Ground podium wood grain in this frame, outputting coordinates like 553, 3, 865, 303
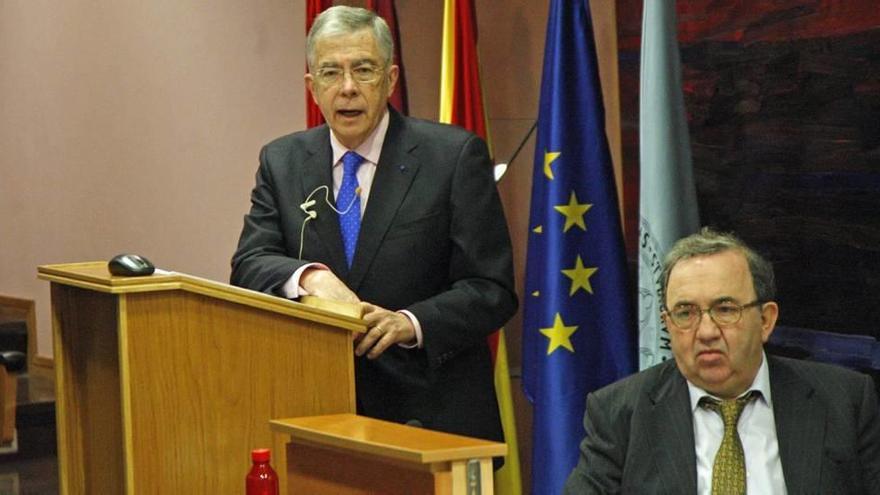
40, 262, 366, 494
271, 414, 506, 494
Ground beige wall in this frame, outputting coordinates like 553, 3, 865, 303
1, 1, 306, 358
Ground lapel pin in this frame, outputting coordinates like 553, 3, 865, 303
399, 165, 407, 173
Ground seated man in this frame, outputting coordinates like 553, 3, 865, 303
565, 228, 880, 494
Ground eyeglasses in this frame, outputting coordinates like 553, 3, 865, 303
663, 300, 765, 330
313, 65, 385, 86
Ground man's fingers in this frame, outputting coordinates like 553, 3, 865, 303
354, 308, 415, 358
355, 325, 385, 357
302, 269, 359, 303
366, 331, 395, 360
355, 323, 408, 359
359, 303, 383, 323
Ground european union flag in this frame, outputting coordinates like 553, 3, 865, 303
522, 1, 636, 493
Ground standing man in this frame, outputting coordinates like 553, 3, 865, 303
564, 228, 880, 494
231, 6, 517, 444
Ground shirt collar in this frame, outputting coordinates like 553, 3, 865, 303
329, 108, 389, 166
686, 351, 772, 412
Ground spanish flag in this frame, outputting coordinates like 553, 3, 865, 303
366, 0, 409, 116
305, 0, 333, 128
439, 1, 521, 493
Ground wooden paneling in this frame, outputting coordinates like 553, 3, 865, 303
274, 414, 505, 495
122, 290, 356, 493
51, 285, 124, 494
0, 294, 42, 370
0, 367, 17, 443
285, 442, 442, 495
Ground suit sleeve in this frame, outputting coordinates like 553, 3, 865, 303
406, 134, 518, 368
230, 144, 309, 295
564, 391, 626, 494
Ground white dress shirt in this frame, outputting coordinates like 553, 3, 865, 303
688, 352, 788, 495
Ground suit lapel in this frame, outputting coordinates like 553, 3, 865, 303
347, 110, 419, 290
301, 128, 349, 276
769, 357, 825, 494
649, 363, 698, 493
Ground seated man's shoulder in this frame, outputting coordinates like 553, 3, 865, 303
771, 355, 875, 397
773, 354, 869, 381
592, 359, 678, 406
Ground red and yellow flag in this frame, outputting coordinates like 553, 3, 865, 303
439, 1, 521, 493
305, 0, 333, 128
366, 0, 409, 115
439, 0, 489, 143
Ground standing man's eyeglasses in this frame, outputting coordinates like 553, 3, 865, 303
313, 65, 385, 86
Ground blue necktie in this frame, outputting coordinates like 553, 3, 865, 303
337, 151, 363, 267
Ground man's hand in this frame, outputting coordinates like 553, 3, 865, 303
300, 267, 359, 303
355, 303, 416, 359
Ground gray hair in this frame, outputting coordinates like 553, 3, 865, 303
661, 227, 776, 307
306, 6, 394, 71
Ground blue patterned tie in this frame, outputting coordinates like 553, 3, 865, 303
337, 151, 364, 267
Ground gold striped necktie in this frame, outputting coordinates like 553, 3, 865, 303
700, 391, 759, 495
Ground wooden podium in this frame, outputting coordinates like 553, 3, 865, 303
271, 413, 507, 495
38, 262, 366, 494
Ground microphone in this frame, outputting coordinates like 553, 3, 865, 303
297, 185, 362, 258
300, 199, 317, 219
493, 120, 537, 183
299, 186, 361, 220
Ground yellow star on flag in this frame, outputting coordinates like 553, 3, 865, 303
539, 313, 578, 355
554, 191, 592, 232
543, 150, 561, 180
562, 255, 598, 296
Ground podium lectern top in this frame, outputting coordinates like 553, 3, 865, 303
38, 261, 365, 332
270, 413, 507, 464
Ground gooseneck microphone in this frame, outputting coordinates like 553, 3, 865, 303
297, 184, 361, 259
494, 119, 537, 183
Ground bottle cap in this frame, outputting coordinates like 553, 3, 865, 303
251, 448, 271, 463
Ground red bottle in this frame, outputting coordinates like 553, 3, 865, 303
246, 448, 279, 495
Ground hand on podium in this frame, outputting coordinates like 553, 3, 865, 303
300, 267, 359, 303
356, 304, 416, 359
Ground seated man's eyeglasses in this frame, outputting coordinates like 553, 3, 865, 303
663, 300, 765, 330
314, 64, 385, 86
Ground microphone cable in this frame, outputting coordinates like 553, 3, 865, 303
298, 185, 361, 259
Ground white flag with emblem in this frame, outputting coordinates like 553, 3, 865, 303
638, 0, 700, 369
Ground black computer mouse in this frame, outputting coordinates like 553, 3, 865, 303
108, 253, 155, 277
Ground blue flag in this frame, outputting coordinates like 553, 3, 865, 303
522, 1, 636, 493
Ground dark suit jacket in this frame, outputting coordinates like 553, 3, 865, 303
564, 355, 880, 494
230, 109, 517, 443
